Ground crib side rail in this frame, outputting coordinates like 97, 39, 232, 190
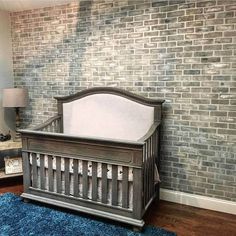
32, 115, 62, 133
142, 123, 161, 210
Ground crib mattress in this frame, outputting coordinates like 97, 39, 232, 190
30, 154, 134, 181
29, 154, 160, 182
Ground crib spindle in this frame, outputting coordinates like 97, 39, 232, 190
111, 165, 118, 206
133, 168, 142, 219
102, 163, 108, 204
40, 154, 45, 190
32, 153, 38, 188
150, 135, 154, 199
54, 120, 57, 132
122, 166, 129, 208
73, 159, 79, 197
148, 139, 151, 201
56, 156, 62, 193
82, 160, 88, 199
22, 152, 31, 190
92, 162, 98, 201
64, 158, 70, 195
152, 134, 156, 198
47, 155, 54, 192
146, 140, 150, 203
156, 127, 160, 193
156, 127, 160, 167
143, 144, 147, 206
148, 138, 152, 201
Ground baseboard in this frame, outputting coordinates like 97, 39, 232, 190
160, 188, 236, 215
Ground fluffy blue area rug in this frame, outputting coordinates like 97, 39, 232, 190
0, 193, 176, 236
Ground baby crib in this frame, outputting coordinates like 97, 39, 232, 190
20, 87, 164, 229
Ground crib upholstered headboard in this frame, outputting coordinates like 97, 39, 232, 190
55, 87, 164, 142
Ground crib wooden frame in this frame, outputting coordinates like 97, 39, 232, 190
20, 87, 164, 229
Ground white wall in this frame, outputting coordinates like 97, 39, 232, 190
0, 10, 14, 135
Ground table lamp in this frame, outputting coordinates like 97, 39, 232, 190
2, 88, 28, 141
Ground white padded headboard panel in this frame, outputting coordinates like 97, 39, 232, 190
63, 94, 154, 141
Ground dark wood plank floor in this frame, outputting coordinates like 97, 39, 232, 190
0, 177, 23, 195
1, 178, 236, 236
145, 199, 236, 236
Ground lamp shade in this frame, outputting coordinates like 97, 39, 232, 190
2, 88, 28, 108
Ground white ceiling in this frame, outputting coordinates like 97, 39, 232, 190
0, 0, 76, 12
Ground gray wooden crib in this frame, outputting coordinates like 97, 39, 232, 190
20, 87, 164, 229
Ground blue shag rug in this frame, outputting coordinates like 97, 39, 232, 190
0, 193, 176, 236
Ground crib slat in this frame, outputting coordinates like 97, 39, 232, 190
153, 129, 157, 162
73, 159, 79, 197
156, 127, 160, 194
102, 163, 107, 204
111, 165, 118, 206
146, 142, 149, 204
56, 156, 62, 194
64, 158, 70, 196
157, 127, 160, 166
122, 166, 129, 208
92, 162, 98, 201
150, 137, 153, 199
48, 155, 54, 192
133, 168, 142, 219
148, 138, 151, 201
82, 160, 88, 199
143, 144, 147, 206
146, 143, 149, 205
32, 153, 38, 188
149, 137, 152, 200
151, 134, 155, 197
22, 152, 31, 189
54, 120, 57, 132
39, 154, 45, 190
151, 137, 154, 199
152, 150, 155, 197
152, 131, 155, 195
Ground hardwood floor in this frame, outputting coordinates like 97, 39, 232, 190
145, 200, 236, 236
1, 178, 236, 236
0, 177, 23, 195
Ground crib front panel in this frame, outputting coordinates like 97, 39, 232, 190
22, 148, 143, 220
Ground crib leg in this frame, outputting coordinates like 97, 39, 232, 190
23, 198, 30, 203
133, 226, 142, 232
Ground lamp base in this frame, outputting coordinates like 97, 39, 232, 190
14, 131, 21, 142
14, 108, 21, 142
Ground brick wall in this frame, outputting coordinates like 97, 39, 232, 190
11, 0, 236, 201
